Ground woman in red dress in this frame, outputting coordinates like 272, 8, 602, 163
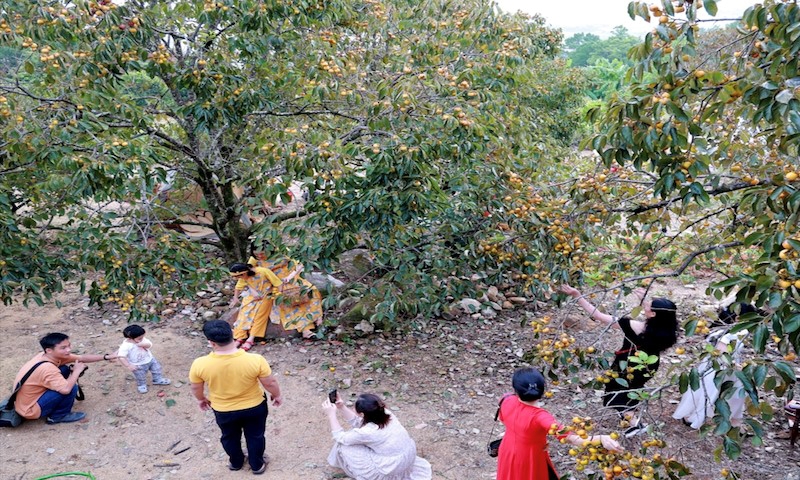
496, 368, 622, 480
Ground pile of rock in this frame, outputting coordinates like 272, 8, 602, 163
451, 285, 532, 320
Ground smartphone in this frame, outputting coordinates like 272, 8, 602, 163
328, 389, 338, 403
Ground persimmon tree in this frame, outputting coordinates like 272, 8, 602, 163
0, 0, 585, 321
513, 0, 800, 471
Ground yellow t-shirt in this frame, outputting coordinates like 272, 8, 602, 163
188, 350, 272, 412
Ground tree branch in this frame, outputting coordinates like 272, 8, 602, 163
248, 106, 362, 123
614, 241, 744, 287
615, 180, 767, 214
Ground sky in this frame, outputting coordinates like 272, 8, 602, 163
494, 0, 757, 38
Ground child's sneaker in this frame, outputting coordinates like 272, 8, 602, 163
153, 378, 171, 385
137, 385, 148, 393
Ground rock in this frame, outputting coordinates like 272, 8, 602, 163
306, 272, 346, 292
489, 301, 502, 311
487, 286, 500, 302
502, 301, 514, 309
161, 308, 176, 316
202, 311, 216, 320
197, 291, 208, 298
338, 297, 360, 311
459, 298, 481, 313
339, 295, 380, 327
338, 248, 374, 279
180, 308, 193, 315
480, 308, 497, 319
46, 448, 56, 454
698, 305, 718, 316
508, 297, 527, 305
355, 320, 375, 334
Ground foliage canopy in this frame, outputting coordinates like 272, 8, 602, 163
0, 0, 584, 322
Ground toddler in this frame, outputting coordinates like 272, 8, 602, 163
117, 324, 170, 393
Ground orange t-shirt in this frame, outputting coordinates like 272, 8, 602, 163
13, 353, 77, 419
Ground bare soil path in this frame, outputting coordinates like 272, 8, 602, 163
1, 279, 798, 479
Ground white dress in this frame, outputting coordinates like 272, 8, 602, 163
672, 329, 748, 429
328, 411, 432, 480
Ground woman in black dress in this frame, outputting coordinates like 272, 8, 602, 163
560, 285, 678, 435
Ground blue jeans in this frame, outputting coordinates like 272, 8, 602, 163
213, 399, 268, 471
37, 366, 78, 420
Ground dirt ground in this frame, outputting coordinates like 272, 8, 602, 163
1, 279, 799, 480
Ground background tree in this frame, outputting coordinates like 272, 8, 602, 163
0, 0, 585, 323
564, 26, 641, 67
551, 0, 800, 462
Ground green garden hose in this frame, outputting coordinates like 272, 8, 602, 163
34, 473, 95, 480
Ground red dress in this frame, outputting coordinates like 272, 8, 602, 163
496, 396, 562, 480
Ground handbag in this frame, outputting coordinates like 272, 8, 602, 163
0, 361, 49, 428
487, 395, 510, 457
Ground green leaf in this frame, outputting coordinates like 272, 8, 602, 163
784, 314, 800, 334
689, 367, 700, 391
704, 0, 718, 16
773, 361, 797, 382
722, 436, 741, 460
165, 399, 176, 407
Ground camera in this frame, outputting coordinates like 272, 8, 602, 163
328, 389, 338, 403
69, 364, 88, 378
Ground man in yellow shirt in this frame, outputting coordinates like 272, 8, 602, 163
189, 320, 282, 474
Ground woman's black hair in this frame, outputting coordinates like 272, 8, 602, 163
715, 303, 766, 327
644, 298, 679, 353
355, 393, 391, 429
229, 262, 254, 276
512, 367, 546, 401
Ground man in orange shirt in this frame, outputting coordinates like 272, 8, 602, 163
14, 332, 116, 424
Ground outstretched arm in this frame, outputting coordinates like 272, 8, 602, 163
565, 433, 623, 453
559, 285, 616, 326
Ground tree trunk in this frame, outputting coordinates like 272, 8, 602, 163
194, 163, 251, 264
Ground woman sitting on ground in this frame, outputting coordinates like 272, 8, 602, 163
322, 392, 432, 480
559, 284, 679, 435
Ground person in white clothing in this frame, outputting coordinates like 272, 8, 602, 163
116, 324, 170, 393
672, 303, 762, 429
322, 392, 432, 480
